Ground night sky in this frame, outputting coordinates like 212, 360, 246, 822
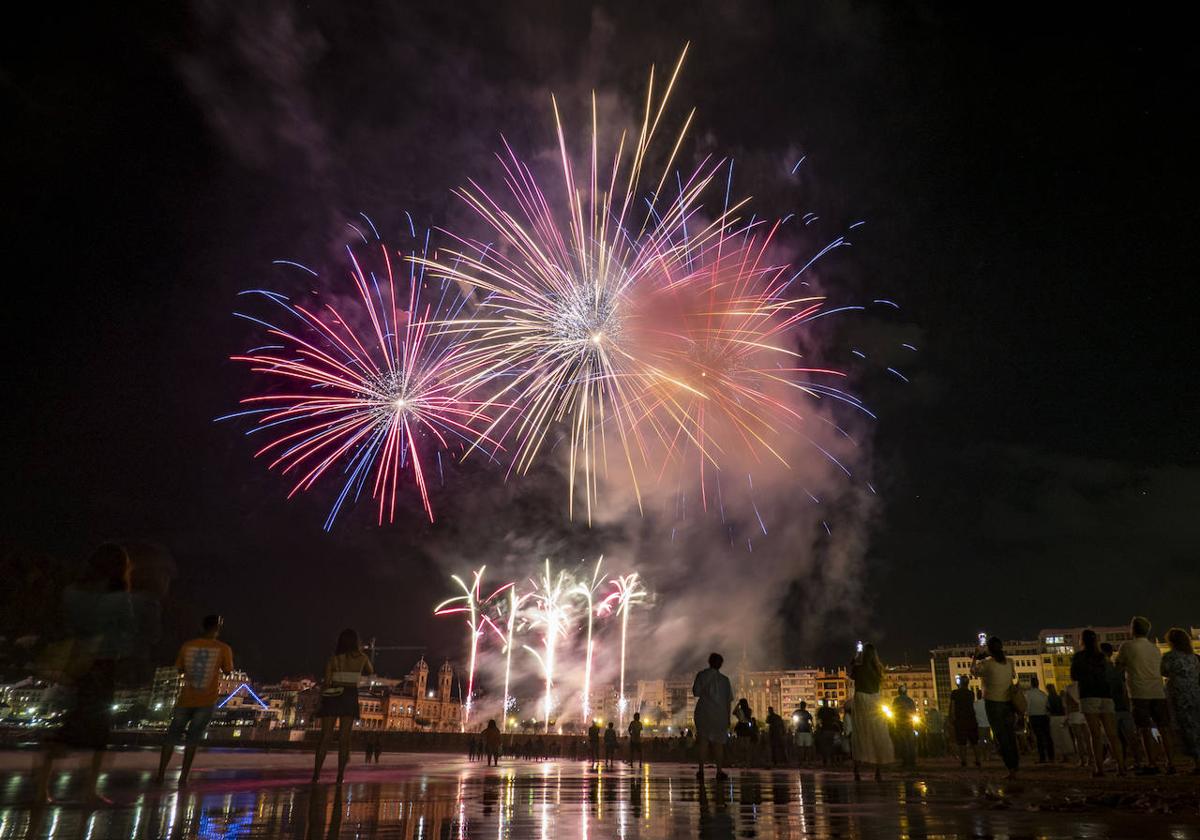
3, 2, 1197, 682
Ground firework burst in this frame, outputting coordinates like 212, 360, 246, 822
420, 45, 743, 522
223, 228, 497, 529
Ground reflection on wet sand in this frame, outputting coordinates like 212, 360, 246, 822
0, 757, 1197, 839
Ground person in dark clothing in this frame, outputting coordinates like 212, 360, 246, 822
1071, 629, 1126, 777
948, 676, 982, 768
815, 702, 842, 766
765, 706, 787, 766
1102, 642, 1143, 768
892, 686, 918, 770
603, 722, 618, 768
587, 720, 601, 771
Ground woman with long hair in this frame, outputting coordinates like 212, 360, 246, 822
312, 628, 373, 784
1161, 628, 1200, 773
733, 697, 756, 767
849, 643, 894, 781
971, 637, 1021, 778
1070, 629, 1126, 777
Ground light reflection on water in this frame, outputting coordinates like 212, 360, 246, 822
0, 758, 1195, 839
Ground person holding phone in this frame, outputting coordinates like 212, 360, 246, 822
971, 637, 1019, 779
849, 642, 894, 781
312, 628, 373, 784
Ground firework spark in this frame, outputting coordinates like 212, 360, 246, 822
434, 566, 512, 730
599, 572, 647, 730
223, 230, 496, 529
420, 45, 745, 522
572, 556, 608, 723
523, 559, 574, 733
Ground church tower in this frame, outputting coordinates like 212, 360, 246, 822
413, 657, 429, 699
438, 661, 453, 702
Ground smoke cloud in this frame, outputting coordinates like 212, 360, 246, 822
179, 1, 885, 708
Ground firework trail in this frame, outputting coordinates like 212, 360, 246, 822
599, 572, 647, 730
222, 225, 497, 529
496, 584, 530, 732
523, 560, 574, 733
434, 567, 512, 730
420, 45, 746, 522
572, 556, 609, 723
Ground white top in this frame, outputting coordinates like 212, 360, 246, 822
971, 657, 1016, 702
1116, 637, 1166, 700
973, 697, 989, 727
1024, 687, 1049, 716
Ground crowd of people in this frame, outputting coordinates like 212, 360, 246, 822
24, 542, 1200, 800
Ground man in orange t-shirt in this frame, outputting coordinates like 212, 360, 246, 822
155, 614, 233, 784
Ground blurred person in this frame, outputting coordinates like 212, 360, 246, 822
733, 698, 756, 767
837, 704, 851, 763
972, 689, 990, 748
815, 701, 842, 765
971, 637, 1019, 778
628, 712, 644, 767
604, 721, 618, 768
34, 544, 136, 804
482, 719, 502, 766
155, 614, 233, 785
924, 705, 946, 758
849, 643, 894, 781
1102, 642, 1142, 767
693, 652, 733, 781
1071, 629, 1126, 776
1046, 683, 1073, 762
948, 676, 982, 768
1063, 681, 1091, 766
1117, 616, 1178, 775
311, 628, 374, 784
765, 706, 786, 765
1024, 674, 1053, 764
793, 701, 815, 766
588, 719, 601, 771
893, 685, 918, 770
1161, 628, 1200, 773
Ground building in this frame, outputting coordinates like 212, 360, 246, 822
0, 678, 54, 721
636, 677, 692, 728
930, 639, 1045, 712
881, 665, 937, 710
150, 664, 183, 717
736, 670, 784, 720
814, 667, 851, 708
779, 669, 820, 713
1038, 626, 1133, 654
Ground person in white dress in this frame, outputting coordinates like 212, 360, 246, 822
849, 643, 895, 781
692, 652, 733, 781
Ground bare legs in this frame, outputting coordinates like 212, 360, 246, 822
696, 739, 726, 779
1084, 712, 1126, 776
312, 716, 355, 784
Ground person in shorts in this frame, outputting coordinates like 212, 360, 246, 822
793, 701, 815, 766
156, 614, 233, 785
1117, 616, 1178, 774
